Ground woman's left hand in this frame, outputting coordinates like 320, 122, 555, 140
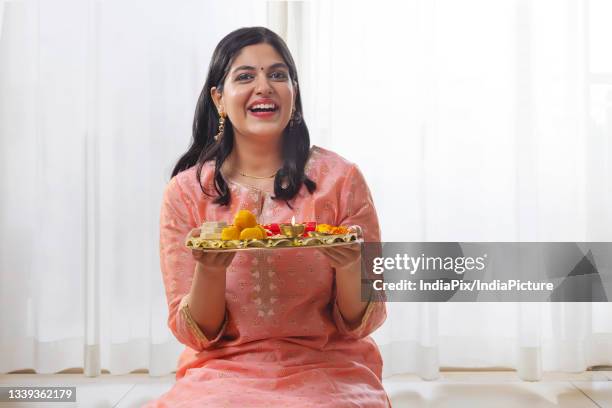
318, 243, 362, 272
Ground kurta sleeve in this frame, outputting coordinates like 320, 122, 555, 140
160, 176, 228, 351
331, 164, 387, 339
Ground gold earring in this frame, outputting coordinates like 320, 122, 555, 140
214, 111, 225, 141
289, 108, 301, 127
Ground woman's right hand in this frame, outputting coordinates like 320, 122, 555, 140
188, 228, 236, 272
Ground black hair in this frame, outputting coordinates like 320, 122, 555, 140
171, 26, 316, 207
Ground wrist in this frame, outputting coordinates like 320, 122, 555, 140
195, 262, 227, 276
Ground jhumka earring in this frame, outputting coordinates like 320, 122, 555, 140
214, 111, 225, 141
289, 109, 301, 127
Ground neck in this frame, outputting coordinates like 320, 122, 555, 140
228, 134, 283, 176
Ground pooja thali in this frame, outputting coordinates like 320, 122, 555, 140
184, 210, 363, 252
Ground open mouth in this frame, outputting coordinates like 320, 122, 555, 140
248, 103, 279, 113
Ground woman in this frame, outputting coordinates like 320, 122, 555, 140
146, 27, 390, 407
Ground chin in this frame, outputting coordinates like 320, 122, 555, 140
243, 126, 286, 140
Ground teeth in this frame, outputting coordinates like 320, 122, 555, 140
250, 103, 277, 110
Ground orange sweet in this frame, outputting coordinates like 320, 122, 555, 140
234, 210, 257, 230
239, 227, 265, 240
256, 225, 267, 236
221, 225, 240, 240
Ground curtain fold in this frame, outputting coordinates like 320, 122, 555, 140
2, 0, 612, 379
290, 0, 612, 380
0, 0, 267, 376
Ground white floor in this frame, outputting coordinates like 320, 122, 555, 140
1, 371, 611, 407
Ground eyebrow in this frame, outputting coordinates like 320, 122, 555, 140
231, 62, 289, 74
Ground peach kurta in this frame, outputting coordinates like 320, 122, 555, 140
145, 146, 389, 407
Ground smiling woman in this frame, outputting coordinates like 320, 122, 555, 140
214, 50, 293, 139
146, 27, 390, 408
172, 28, 315, 204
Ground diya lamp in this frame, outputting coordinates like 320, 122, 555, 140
280, 216, 305, 238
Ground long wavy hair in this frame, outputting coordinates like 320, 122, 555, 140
171, 27, 316, 207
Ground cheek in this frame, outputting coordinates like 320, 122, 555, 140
224, 89, 250, 114
276, 87, 294, 111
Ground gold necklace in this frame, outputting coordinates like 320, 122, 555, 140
238, 170, 278, 179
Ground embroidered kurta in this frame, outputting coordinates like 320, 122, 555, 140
145, 146, 389, 407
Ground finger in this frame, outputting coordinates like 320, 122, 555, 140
317, 247, 332, 256
221, 252, 237, 266
321, 248, 342, 260
210, 251, 235, 267
219, 252, 232, 264
326, 246, 360, 259
191, 250, 204, 262
323, 251, 344, 266
340, 242, 362, 253
330, 242, 361, 252
209, 252, 224, 265
317, 247, 339, 262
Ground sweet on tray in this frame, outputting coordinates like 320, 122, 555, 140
185, 210, 361, 251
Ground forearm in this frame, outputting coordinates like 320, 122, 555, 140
187, 263, 227, 340
335, 262, 369, 328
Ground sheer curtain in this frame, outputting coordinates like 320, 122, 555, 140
0, 0, 267, 376
289, 0, 612, 380
2, 0, 612, 380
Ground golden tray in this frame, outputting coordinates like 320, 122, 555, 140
185, 226, 363, 252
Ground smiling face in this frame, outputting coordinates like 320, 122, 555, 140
211, 43, 297, 144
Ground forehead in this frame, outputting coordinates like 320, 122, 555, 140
229, 43, 285, 69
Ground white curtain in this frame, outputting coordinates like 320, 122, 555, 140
2, 0, 612, 380
290, 0, 612, 380
0, 0, 267, 376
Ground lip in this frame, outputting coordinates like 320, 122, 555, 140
248, 110, 278, 119
246, 98, 280, 119
247, 98, 278, 110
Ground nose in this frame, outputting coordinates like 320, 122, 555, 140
254, 72, 273, 95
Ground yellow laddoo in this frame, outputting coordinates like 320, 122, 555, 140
221, 225, 240, 240
234, 210, 257, 230
256, 225, 267, 236
239, 227, 265, 240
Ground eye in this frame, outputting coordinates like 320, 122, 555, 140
270, 71, 288, 80
236, 73, 254, 81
